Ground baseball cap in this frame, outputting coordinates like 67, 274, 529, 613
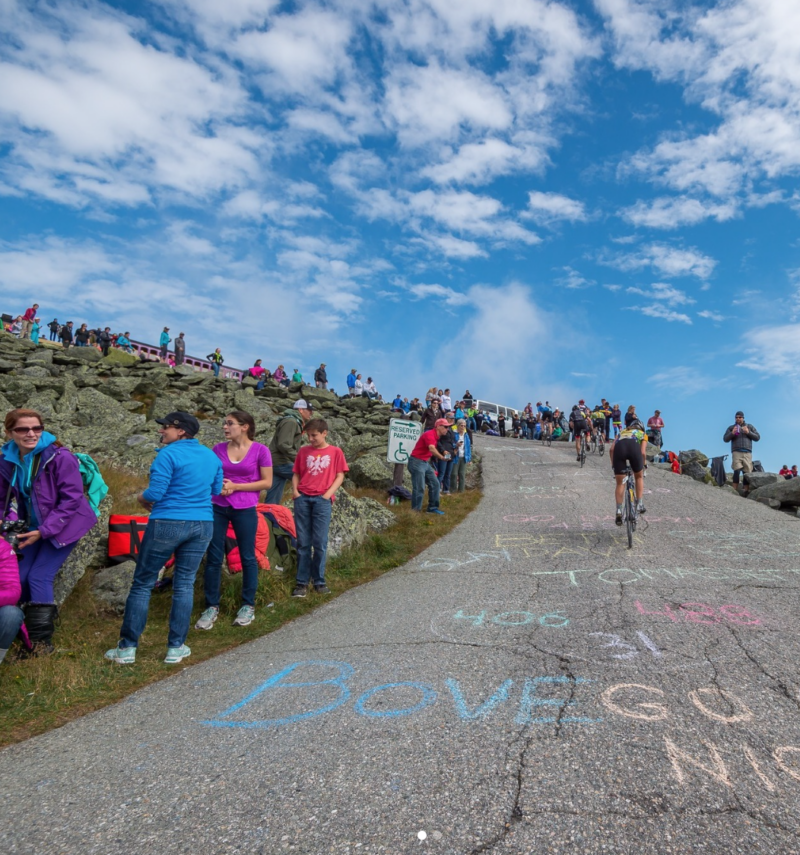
293, 399, 313, 410
155, 411, 200, 437
735, 410, 744, 417
434, 418, 450, 427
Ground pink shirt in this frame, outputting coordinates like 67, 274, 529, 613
211, 442, 272, 509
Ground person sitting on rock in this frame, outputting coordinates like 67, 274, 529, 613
0, 408, 98, 656
793, 466, 799, 479
116, 332, 133, 353
780, 465, 792, 479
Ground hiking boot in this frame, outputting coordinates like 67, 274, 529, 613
292, 584, 308, 598
615, 511, 623, 527
314, 584, 331, 595
105, 645, 136, 665
427, 508, 445, 515
233, 605, 255, 626
164, 644, 191, 664
195, 606, 219, 631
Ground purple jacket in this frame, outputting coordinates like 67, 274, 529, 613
0, 442, 97, 548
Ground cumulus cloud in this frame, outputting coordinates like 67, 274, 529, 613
650, 365, 714, 394
606, 242, 717, 280
526, 191, 587, 225
626, 281, 695, 305
621, 195, 738, 228
626, 304, 692, 324
738, 324, 800, 376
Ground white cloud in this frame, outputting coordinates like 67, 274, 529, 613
607, 242, 716, 280
697, 309, 725, 322
556, 267, 595, 289
626, 281, 694, 305
601, 0, 800, 212
626, 304, 692, 324
621, 195, 738, 228
526, 191, 587, 225
422, 138, 549, 186
738, 324, 800, 376
406, 283, 471, 306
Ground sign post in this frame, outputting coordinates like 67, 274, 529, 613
387, 419, 422, 494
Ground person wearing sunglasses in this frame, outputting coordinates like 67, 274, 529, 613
0, 409, 98, 655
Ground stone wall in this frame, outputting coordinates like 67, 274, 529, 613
0, 333, 440, 605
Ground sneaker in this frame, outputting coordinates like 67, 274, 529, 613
233, 605, 255, 626
164, 644, 191, 664
314, 584, 331, 595
615, 512, 623, 527
105, 645, 136, 665
577, 455, 581, 461
195, 606, 219, 631
427, 508, 445, 515
292, 584, 308, 598
638, 502, 647, 514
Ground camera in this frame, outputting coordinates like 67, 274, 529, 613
1, 519, 28, 556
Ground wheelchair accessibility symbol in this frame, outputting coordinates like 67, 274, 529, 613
393, 442, 409, 463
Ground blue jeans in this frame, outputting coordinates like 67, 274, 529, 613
293, 494, 332, 586
438, 457, 454, 491
204, 505, 259, 608
213, 363, 220, 377
0, 605, 23, 650
408, 456, 440, 511
119, 519, 212, 649
265, 462, 294, 505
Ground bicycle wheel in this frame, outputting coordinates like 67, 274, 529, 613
590, 434, 597, 454
624, 480, 634, 548
580, 437, 586, 467
599, 435, 605, 457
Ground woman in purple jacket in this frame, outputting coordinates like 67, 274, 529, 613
0, 409, 97, 654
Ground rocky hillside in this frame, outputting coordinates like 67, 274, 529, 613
0, 333, 423, 604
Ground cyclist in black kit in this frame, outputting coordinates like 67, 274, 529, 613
569, 404, 589, 461
611, 418, 648, 525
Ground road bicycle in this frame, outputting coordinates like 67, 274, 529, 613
589, 431, 597, 454
579, 432, 588, 467
622, 465, 638, 549
597, 431, 605, 457
541, 422, 552, 446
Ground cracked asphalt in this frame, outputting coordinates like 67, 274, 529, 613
3, 435, 800, 854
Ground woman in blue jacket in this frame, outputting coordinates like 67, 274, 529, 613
451, 420, 472, 493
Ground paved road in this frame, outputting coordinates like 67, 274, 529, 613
4, 436, 800, 854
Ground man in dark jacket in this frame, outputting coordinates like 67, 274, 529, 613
59, 321, 74, 349
265, 399, 313, 504
314, 363, 327, 389
174, 332, 186, 366
97, 327, 113, 357
723, 411, 760, 495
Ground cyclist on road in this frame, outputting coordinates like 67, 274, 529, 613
569, 404, 590, 462
538, 401, 553, 440
591, 404, 606, 441
611, 416, 648, 526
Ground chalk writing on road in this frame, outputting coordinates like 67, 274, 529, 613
669, 529, 800, 557
417, 549, 512, 572
202, 661, 600, 729
635, 601, 762, 626
501, 514, 696, 529
494, 532, 641, 558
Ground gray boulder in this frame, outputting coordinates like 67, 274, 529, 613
53, 496, 113, 606
325, 490, 395, 557
681, 460, 710, 483
679, 449, 709, 467
748, 478, 800, 507
744, 472, 781, 490
348, 453, 394, 488
92, 560, 137, 613
755, 497, 781, 510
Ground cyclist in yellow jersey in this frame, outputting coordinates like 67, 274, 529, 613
590, 406, 606, 440
610, 417, 648, 525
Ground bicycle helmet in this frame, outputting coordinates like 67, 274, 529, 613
630, 418, 646, 432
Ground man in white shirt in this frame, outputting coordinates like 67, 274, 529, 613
441, 389, 452, 413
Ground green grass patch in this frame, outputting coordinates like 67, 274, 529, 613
0, 487, 481, 748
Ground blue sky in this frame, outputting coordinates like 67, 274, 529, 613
1, 0, 798, 470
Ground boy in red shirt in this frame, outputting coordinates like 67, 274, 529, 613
291, 419, 349, 597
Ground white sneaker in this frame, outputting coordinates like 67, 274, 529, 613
195, 606, 219, 631
233, 605, 255, 626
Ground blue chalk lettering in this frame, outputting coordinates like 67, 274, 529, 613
445, 678, 513, 720
515, 676, 602, 725
492, 611, 534, 626
539, 611, 569, 628
354, 683, 437, 718
202, 660, 353, 729
453, 609, 487, 626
